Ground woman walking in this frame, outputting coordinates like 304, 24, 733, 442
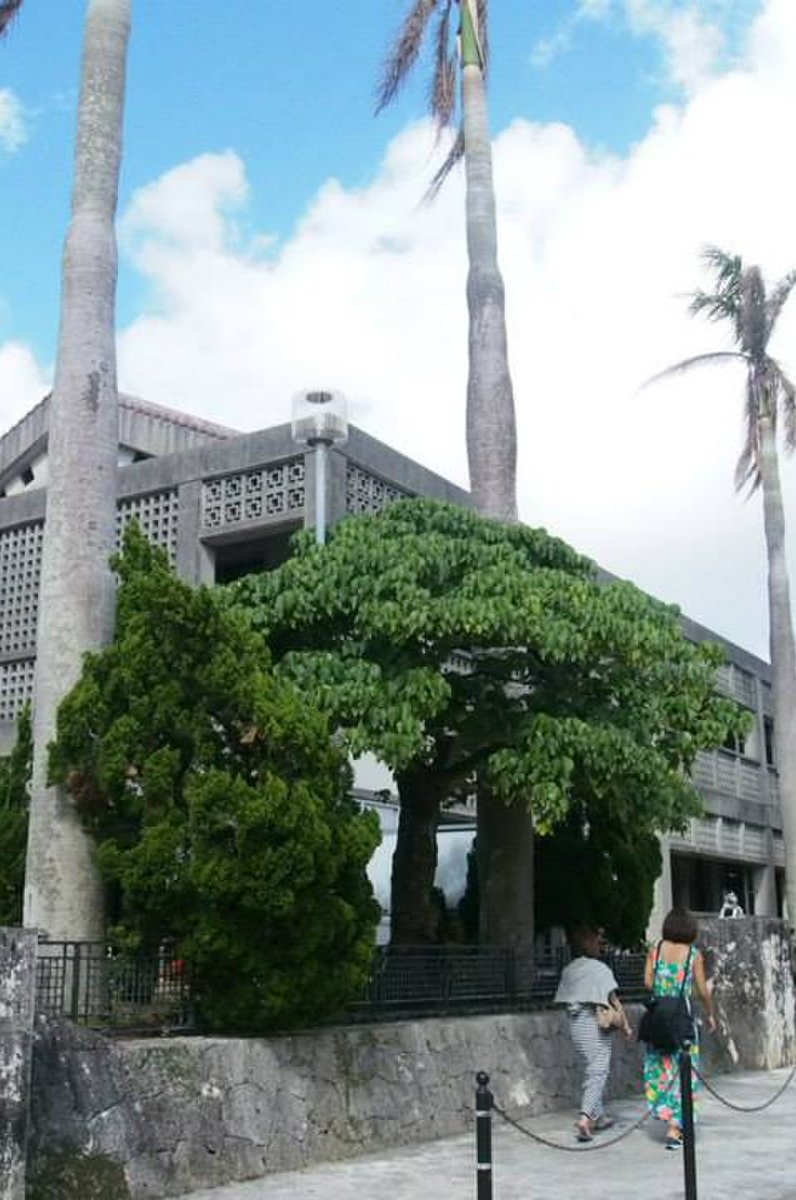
555, 926, 632, 1142
643, 906, 716, 1149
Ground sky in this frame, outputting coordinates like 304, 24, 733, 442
0, 0, 794, 660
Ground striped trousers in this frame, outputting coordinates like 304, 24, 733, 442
568, 1005, 612, 1120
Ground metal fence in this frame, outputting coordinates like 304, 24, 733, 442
36, 941, 193, 1032
349, 946, 648, 1021
34, 941, 647, 1033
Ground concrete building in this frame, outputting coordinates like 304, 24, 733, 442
0, 394, 784, 923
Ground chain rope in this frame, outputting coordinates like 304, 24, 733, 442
492, 1097, 654, 1152
491, 1048, 796, 1153
691, 1060, 796, 1114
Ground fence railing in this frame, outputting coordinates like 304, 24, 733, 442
34, 941, 647, 1033
349, 946, 647, 1021
36, 941, 193, 1031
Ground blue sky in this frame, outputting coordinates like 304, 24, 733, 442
1, 0, 756, 358
2, 0, 795, 659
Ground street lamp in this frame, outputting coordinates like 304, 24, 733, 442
291, 389, 348, 545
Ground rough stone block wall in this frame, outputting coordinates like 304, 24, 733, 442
0, 928, 36, 1200
699, 915, 796, 1073
27, 1010, 643, 1199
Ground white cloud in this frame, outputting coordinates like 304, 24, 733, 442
539, 2, 763, 95
2, 0, 794, 661
0, 88, 27, 153
0, 342, 49, 429
110, 0, 796, 660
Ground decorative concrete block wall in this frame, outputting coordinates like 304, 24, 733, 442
0, 929, 36, 1200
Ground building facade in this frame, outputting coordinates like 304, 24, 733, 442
0, 394, 783, 923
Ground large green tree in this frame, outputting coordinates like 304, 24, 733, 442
49, 528, 381, 1032
19, 0, 132, 942
231, 499, 745, 946
651, 247, 796, 928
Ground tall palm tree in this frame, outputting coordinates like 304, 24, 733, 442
22, 0, 132, 942
378, 2, 532, 953
377, 0, 517, 521
653, 246, 796, 930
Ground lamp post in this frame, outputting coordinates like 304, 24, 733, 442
291, 389, 349, 545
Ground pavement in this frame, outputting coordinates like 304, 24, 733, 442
186, 1066, 796, 1200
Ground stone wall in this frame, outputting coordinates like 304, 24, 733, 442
27, 1010, 643, 1200
23, 918, 796, 1199
0, 929, 36, 1200
698, 915, 796, 1073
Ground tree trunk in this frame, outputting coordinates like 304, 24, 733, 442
460, 4, 531, 949
460, 7, 517, 524
758, 411, 796, 932
390, 768, 442, 944
24, 0, 132, 941
476, 783, 534, 954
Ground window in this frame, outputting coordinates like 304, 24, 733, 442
212, 526, 298, 584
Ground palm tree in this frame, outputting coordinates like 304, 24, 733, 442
22, 0, 132, 942
378, 2, 532, 953
377, 0, 517, 521
652, 246, 796, 930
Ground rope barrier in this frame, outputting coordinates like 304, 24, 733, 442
489, 1049, 796, 1153
492, 1097, 653, 1152
691, 1060, 796, 1114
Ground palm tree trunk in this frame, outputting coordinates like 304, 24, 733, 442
460, 1, 531, 951
460, 2, 517, 524
390, 768, 443, 944
24, 0, 132, 941
758, 411, 796, 931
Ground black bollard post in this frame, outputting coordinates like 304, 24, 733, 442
680, 1043, 698, 1200
475, 1071, 493, 1200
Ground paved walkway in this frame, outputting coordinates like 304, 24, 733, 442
187, 1067, 796, 1200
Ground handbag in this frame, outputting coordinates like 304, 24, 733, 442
596, 1003, 625, 1032
638, 943, 696, 1052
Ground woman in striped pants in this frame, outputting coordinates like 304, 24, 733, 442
554, 927, 632, 1141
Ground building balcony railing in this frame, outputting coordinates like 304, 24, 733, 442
692, 748, 775, 805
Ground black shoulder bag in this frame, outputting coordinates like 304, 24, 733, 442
638, 943, 696, 1053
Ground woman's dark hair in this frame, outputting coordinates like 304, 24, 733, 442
568, 925, 600, 956
662, 906, 698, 945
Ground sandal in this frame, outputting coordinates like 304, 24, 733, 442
665, 1128, 682, 1150
575, 1118, 594, 1142
594, 1116, 615, 1132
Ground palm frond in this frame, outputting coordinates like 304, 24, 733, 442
429, 0, 456, 127
701, 245, 743, 292
476, 0, 490, 77
643, 351, 745, 389
0, 0, 23, 37
376, 0, 440, 113
734, 371, 762, 493
773, 360, 796, 455
689, 289, 740, 327
766, 268, 796, 338
423, 125, 465, 202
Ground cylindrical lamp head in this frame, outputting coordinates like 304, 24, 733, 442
291, 388, 348, 446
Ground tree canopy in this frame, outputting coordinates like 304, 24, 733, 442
49, 526, 380, 1032
0, 704, 32, 925
230, 498, 747, 943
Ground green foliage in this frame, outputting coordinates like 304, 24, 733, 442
230, 498, 748, 940
50, 525, 380, 1032
0, 704, 32, 924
